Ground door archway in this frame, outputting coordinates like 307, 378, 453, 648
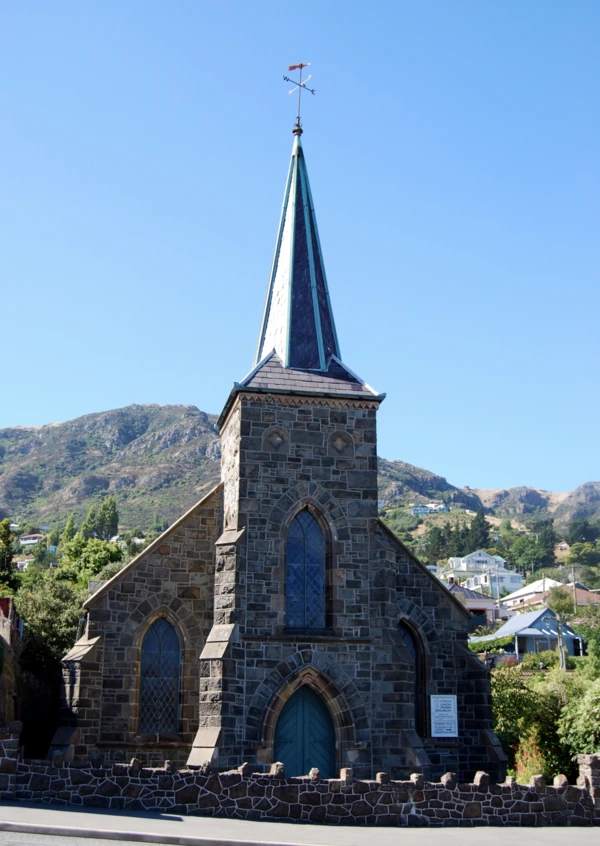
273, 686, 335, 778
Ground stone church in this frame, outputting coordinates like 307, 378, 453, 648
56, 124, 506, 782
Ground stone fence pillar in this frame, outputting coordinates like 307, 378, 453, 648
578, 754, 600, 821
0, 721, 22, 799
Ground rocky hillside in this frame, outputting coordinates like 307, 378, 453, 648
475, 483, 600, 532
0, 404, 597, 532
0, 405, 221, 529
377, 460, 482, 511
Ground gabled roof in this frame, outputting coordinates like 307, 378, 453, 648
469, 607, 574, 642
255, 131, 340, 371
503, 577, 563, 602
448, 583, 496, 602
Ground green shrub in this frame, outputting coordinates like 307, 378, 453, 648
520, 650, 559, 670
559, 678, 600, 756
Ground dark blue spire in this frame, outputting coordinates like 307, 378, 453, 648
255, 130, 341, 371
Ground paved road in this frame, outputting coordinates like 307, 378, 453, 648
0, 803, 597, 846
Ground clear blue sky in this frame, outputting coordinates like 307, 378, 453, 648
2, 1, 598, 493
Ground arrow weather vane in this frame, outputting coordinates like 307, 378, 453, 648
283, 63, 315, 129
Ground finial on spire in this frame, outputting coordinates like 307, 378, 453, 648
283, 63, 315, 133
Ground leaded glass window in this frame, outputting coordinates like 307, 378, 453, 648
139, 618, 180, 734
399, 622, 425, 735
285, 509, 326, 629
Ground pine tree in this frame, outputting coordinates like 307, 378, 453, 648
96, 497, 119, 540
61, 514, 77, 546
0, 519, 15, 584
467, 509, 491, 552
80, 507, 97, 540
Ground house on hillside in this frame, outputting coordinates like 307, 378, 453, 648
514, 583, 600, 612
18, 533, 44, 547
447, 583, 510, 626
503, 577, 563, 609
441, 551, 523, 599
411, 502, 449, 516
470, 608, 582, 658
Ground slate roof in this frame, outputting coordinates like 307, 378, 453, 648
448, 583, 495, 602
240, 352, 381, 398
255, 132, 341, 372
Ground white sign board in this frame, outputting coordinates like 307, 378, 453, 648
430, 695, 458, 737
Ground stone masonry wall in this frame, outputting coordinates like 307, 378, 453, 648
1, 726, 599, 826
61, 488, 223, 768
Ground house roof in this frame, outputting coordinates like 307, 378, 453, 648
448, 583, 496, 602
470, 607, 578, 643
519, 585, 600, 607
503, 577, 563, 602
470, 608, 550, 642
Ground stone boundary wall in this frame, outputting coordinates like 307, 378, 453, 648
1, 725, 599, 827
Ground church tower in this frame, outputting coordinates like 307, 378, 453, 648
187, 126, 505, 781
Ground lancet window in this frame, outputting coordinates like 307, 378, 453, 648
399, 622, 426, 735
139, 618, 180, 734
285, 509, 326, 629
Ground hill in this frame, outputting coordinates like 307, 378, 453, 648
0, 403, 597, 532
474, 483, 600, 531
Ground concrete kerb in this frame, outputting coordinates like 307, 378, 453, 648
0, 820, 320, 846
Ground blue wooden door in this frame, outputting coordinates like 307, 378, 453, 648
274, 686, 335, 778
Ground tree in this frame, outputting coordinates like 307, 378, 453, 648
567, 518, 600, 546
79, 507, 96, 540
60, 514, 77, 545
32, 538, 50, 568
531, 520, 557, 567
467, 509, 491, 552
0, 519, 16, 586
566, 542, 600, 570
60, 535, 123, 584
15, 570, 85, 674
96, 496, 119, 540
509, 535, 542, 575
47, 525, 61, 547
546, 586, 574, 619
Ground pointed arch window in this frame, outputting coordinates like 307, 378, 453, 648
139, 618, 180, 734
286, 509, 326, 629
399, 622, 426, 736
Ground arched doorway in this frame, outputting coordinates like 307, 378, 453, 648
274, 686, 335, 777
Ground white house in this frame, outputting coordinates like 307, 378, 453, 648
18, 533, 44, 547
503, 577, 564, 609
441, 550, 523, 599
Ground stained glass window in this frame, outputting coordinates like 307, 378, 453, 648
286, 509, 326, 629
139, 618, 180, 734
399, 622, 425, 735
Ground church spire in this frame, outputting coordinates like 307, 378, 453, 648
254, 129, 341, 371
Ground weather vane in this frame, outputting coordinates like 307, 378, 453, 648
283, 63, 315, 131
